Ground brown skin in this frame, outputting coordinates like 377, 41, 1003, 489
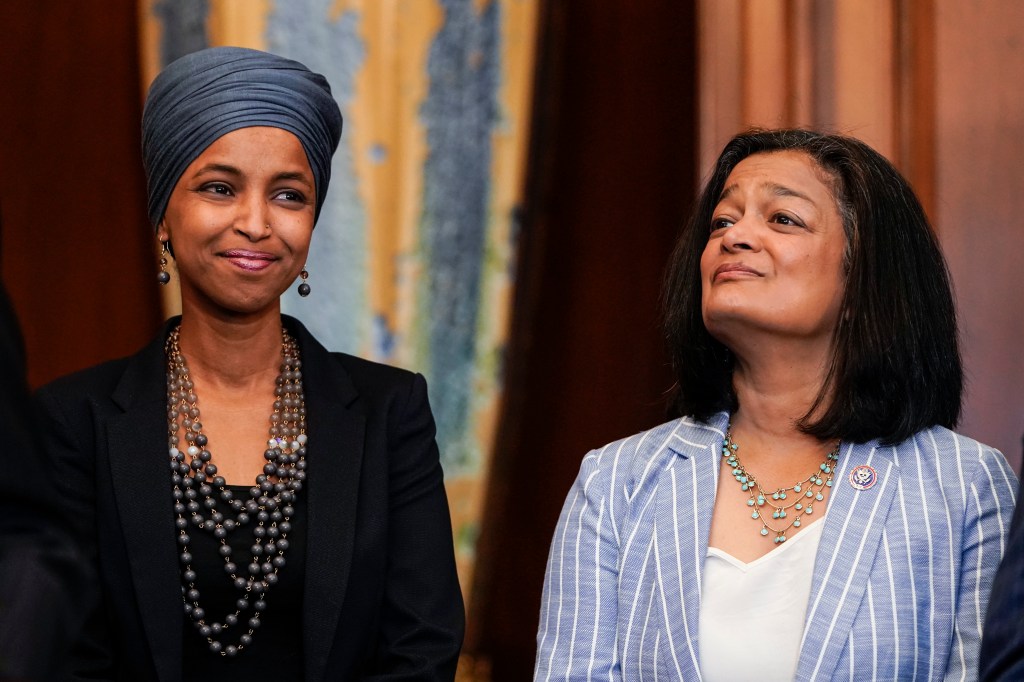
156, 126, 315, 484
701, 151, 846, 563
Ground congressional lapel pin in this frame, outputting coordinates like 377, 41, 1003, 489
848, 464, 877, 491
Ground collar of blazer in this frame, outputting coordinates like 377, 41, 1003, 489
105, 315, 366, 682
654, 413, 900, 680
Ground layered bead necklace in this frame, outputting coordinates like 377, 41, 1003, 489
165, 325, 307, 657
721, 425, 839, 544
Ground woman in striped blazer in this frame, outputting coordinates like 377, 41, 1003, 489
535, 129, 1017, 681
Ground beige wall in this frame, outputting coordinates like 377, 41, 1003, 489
934, 0, 1024, 471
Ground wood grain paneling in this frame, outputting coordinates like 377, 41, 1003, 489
0, 0, 162, 388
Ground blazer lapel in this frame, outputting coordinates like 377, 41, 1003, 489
290, 320, 365, 682
106, 324, 184, 682
653, 414, 727, 680
795, 441, 899, 681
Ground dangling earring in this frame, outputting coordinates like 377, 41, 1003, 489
297, 267, 311, 297
157, 241, 171, 285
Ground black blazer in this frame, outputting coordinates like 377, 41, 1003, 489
35, 316, 464, 681
1, 283, 91, 680
980, 474, 1024, 681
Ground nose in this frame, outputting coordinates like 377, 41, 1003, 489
234, 197, 272, 241
720, 214, 761, 253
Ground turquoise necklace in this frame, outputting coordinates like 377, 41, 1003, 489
721, 425, 839, 544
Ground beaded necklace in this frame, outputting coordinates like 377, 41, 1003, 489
165, 325, 307, 657
721, 425, 839, 544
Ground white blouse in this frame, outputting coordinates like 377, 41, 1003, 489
698, 519, 824, 682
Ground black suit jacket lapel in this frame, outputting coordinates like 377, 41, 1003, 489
107, 322, 184, 682
289, 319, 365, 682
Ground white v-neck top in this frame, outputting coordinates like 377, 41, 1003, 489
698, 519, 824, 682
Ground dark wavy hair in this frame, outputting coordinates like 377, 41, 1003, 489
663, 129, 961, 445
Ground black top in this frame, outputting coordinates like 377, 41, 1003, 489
182, 485, 307, 681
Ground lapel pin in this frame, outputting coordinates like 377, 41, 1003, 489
848, 464, 877, 491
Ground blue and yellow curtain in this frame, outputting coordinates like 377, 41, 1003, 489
140, 0, 538, 609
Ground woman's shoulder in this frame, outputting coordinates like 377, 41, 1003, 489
328, 351, 417, 387
577, 413, 728, 495
886, 425, 1017, 495
37, 356, 134, 397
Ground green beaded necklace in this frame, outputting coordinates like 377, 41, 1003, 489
721, 425, 839, 545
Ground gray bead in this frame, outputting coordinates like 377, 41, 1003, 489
183, 570, 197, 582
240, 634, 253, 646
253, 599, 267, 611
191, 607, 205, 621
209, 641, 222, 654
224, 562, 237, 573
225, 645, 238, 657
199, 625, 212, 637
225, 614, 238, 626
236, 598, 249, 610
234, 577, 247, 589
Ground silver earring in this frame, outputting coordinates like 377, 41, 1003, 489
157, 242, 171, 285
297, 267, 310, 297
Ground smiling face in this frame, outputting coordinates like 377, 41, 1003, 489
157, 126, 315, 318
699, 150, 848, 352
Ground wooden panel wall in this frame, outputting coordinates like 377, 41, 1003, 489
0, 0, 161, 388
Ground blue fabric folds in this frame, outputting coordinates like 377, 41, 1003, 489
142, 46, 343, 227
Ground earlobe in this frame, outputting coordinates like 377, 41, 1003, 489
156, 222, 170, 243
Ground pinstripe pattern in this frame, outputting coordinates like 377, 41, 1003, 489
535, 413, 1018, 681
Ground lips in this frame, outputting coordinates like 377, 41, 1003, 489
713, 262, 761, 281
221, 249, 278, 272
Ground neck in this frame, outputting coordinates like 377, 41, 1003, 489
176, 305, 285, 391
727, 337, 835, 457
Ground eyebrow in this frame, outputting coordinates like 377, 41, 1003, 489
192, 165, 313, 188
717, 181, 814, 204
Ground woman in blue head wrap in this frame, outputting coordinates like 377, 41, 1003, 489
35, 47, 464, 681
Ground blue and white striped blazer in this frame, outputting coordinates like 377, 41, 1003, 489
535, 412, 1018, 681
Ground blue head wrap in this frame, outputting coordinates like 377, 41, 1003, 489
142, 46, 343, 228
